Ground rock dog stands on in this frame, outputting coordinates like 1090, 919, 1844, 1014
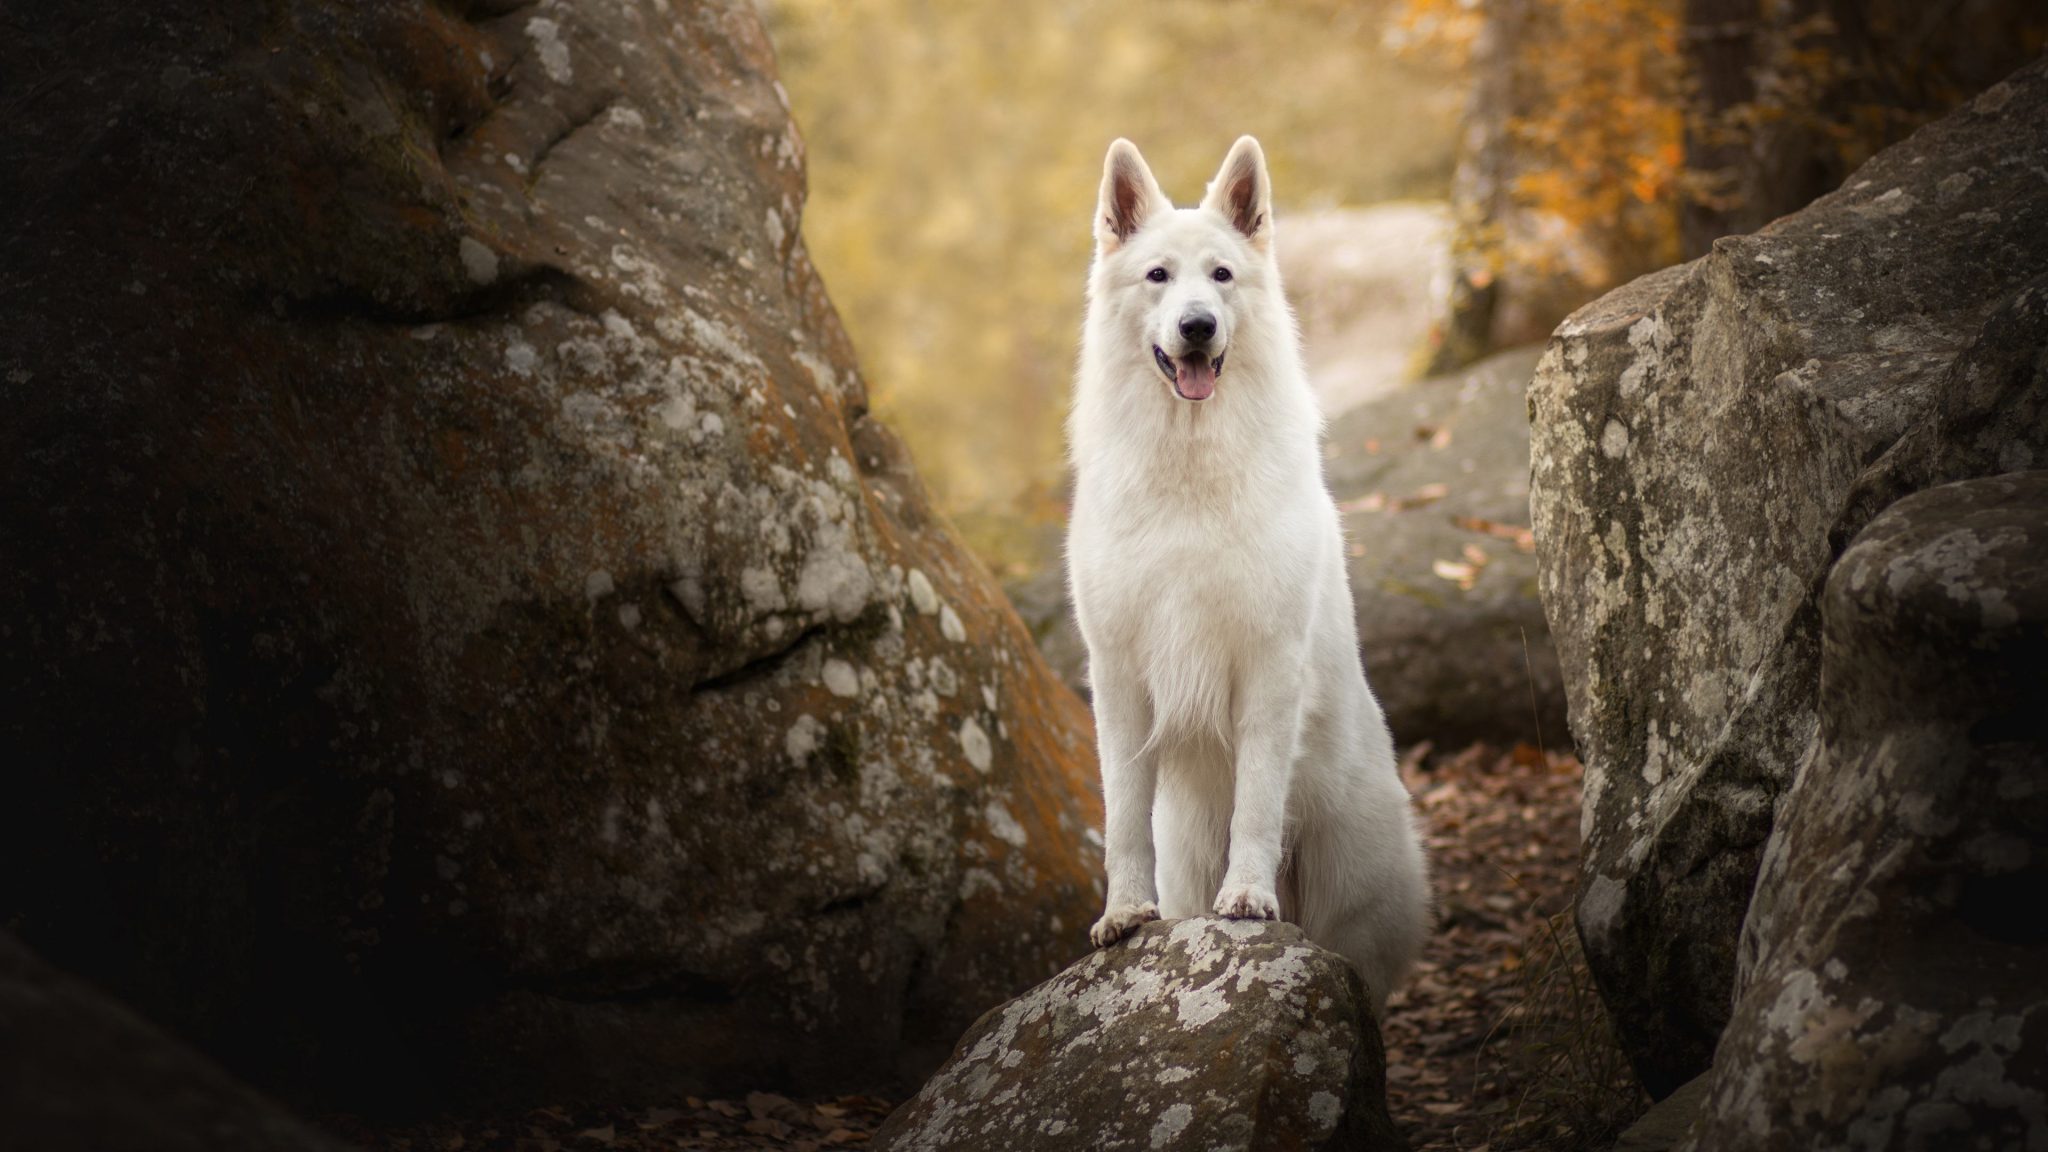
875, 919, 1403, 1152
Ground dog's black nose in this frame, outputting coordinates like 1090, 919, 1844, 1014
1179, 312, 1216, 344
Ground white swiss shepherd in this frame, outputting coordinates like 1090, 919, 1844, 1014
1067, 136, 1430, 1010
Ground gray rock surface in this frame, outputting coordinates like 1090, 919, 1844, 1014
1529, 59, 2048, 1095
0, 0, 1101, 1112
1684, 472, 2048, 1151
0, 933, 352, 1152
873, 918, 1403, 1152
1613, 1074, 1708, 1152
1331, 345, 1568, 748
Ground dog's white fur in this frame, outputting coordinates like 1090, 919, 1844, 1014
1067, 136, 1430, 1009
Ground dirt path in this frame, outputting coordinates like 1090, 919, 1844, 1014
334, 744, 1639, 1152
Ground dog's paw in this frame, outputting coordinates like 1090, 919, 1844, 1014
1089, 901, 1160, 947
1213, 884, 1280, 921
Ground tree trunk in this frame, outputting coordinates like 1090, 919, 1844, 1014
1681, 0, 2047, 259
1679, 0, 1760, 257
1428, 0, 1526, 374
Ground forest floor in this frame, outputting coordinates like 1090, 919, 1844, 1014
331, 743, 1643, 1152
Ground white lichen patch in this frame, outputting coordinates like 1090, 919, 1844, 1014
1601, 418, 1630, 459
984, 800, 1027, 849
459, 236, 499, 286
524, 16, 573, 84
907, 568, 940, 615
785, 714, 822, 765
1148, 1103, 1192, 1149
959, 717, 993, 772
1307, 1090, 1343, 1133
822, 658, 860, 698
1579, 873, 1625, 947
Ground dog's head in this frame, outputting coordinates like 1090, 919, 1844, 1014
1090, 136, 1274, 403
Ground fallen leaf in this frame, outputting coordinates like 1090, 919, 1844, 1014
1394, 482, 1451, 510
575, 1125, 614, 1146
1451, 514, 1537, 552
1431, 559, 1480, 590
1337, 491, 1386, 514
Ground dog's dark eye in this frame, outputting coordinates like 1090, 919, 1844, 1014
1213, 267, 1233, 283
1147, 267, 1168, 283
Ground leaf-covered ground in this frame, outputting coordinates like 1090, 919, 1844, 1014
332, 744, 1641, 1152
328, 1092, 897, 1151
1385, 742, 1646, 1151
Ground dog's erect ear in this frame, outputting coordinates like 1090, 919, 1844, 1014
1201, 135, 1272, 247
1096, 139, 1170, 251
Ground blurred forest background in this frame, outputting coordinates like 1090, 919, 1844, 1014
763, 0, 2046, 578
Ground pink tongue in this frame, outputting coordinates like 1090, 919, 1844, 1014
1175, 357, 1216, 400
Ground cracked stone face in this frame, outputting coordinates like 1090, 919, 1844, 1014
1682, 472, 2048, 1152
0, 0, 1101, 1111
873, 919, 1402, 1152
1528, 57, 2048, 1095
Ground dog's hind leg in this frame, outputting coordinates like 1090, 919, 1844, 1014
1294, 815, 1430, 1015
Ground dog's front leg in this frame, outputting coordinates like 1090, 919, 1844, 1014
1088, 662, 1160, 946
1215, 669, 1303, 921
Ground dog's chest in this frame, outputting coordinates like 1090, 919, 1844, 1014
1078, 497, 1302, 677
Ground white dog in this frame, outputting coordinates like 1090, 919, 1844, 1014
1067, 136, 1430, 1010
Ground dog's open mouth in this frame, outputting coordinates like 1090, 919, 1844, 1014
1153, 345, 1225, 401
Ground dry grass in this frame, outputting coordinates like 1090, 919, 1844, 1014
1477, 902, 1648, 1151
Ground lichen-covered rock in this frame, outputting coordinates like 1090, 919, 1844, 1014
1530, 59, 2048, 1094
873, 919, 1403, 1152
1331, 345, 1567, 748
0, 933, 352, 1152
1682, 472, 2048, 1151
0, 0, 1100, 1112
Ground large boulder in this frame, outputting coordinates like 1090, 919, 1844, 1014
1685, 472, 2048, 1151
0, 934, 351, 1152
1333, 345, 1568, 748
873, 919, 1403, 1152
1530, 60, 2048, 1094
0, 0, 1101, 1113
